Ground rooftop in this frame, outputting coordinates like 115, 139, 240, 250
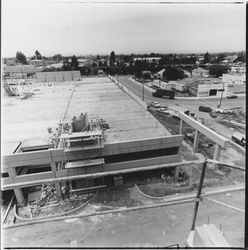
2, 77, 170, 155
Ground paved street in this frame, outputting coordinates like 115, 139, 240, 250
117, 75, 245, 141
117, 76, 246, 114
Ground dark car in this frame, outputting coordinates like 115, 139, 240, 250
198, 106, 213, 113
226, 94, 238, 99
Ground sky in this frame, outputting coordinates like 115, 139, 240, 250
2, 0, 246, 57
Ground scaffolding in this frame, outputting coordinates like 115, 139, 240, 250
60, 130, 105, 194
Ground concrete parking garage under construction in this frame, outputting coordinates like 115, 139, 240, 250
2, 76, 183, 205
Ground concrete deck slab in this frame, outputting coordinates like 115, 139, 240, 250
2, 77, 170, 155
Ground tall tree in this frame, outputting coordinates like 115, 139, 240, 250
62, 59, 70, 71
110, 51, 116, 66
70, 55, 79, 70
203, 51, 210, 64
16, 51, 28, 64
35, 50, 42, 60
209, 64, 228, 77
52, 54, 63, 62
216, 53, 226, 63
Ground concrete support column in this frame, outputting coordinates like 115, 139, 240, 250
51, 163, 62, 198
174, 166, 179, 184
213, 144, 221, 161
7, 167, 25, 206
193, 130, 200, 153
179, 119, 183, 134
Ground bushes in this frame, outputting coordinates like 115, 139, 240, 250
209, 64, 229, 77
163, 66, 185, 80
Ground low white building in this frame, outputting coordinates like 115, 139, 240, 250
197, 83, 226, 98
192, 67, 209, 78
230, 65, 246, 75
153, 79, 173, 90
157, 69, 165, 79
222, 73, 246, 85
198, 81, 245, 97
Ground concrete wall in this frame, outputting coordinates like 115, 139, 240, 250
36, 71, 81, 83
2, 154, 180, 187
103, 135, 182, 156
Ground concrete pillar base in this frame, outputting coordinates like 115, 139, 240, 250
213, 144, 221, 161
174, 166, 179, 183
213, 144, 221, 169
193, 130, 199, 153
14, 188, 25, 206
55, 182, 62, 198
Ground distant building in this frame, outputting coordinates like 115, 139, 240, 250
45, 62, 63, 70
157, 69, 165, 79
183, 70, 191, 77
222, 73, 246, 85
134, 57, 161, 62
230, 65, 246, 75
197, 81, 245, 97
4, 65, 41, 77
153, 79, 173, 90
29, 59, 45, 67
98, 69, 104, 76
225, 55, 238, 63
192, 67, 209, 78
197, 83, 226, 98
197, 56, 204, 63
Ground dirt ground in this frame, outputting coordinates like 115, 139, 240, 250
3, 190, 244, 247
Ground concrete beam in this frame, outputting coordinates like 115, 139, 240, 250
178, 112, 229, 148
207, 159, 245, 172
2, 160, 204, 191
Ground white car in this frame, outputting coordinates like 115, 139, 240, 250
149, 102, 162, 108
156, 108, 169, 115
215, 108, 233, 114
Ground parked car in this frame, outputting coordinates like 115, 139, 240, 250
215, 108, 233, 114
209, 112, 218, 118
227, 94, 238, 99
198, 106, 212, 113
160, 104, 168, 109
156, 108, 169, 115
190, 113, 196, 119
197, 118, 205, 124
149, 101, 162, 108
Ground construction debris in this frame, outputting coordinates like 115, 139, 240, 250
38, 183, 57, 206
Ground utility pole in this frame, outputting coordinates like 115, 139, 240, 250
142, 78, 145, 102
191, 160, 207, 231
218, 82, 224, 108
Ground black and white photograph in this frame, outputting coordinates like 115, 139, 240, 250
1, 0, 246, 248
